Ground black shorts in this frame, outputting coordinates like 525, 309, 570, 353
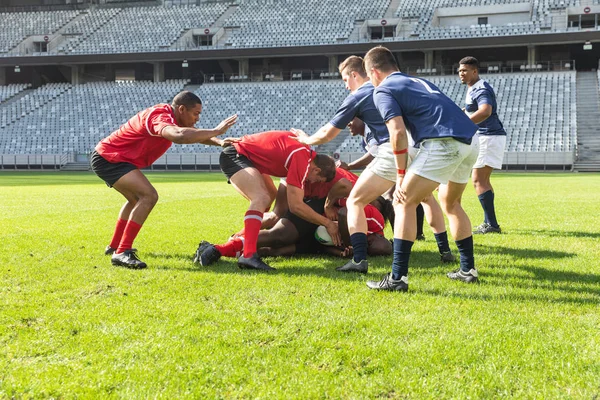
294, 234, 328, 255
284, 197, 327, 239
90, 150, 137, 187
219, 146, 254, 181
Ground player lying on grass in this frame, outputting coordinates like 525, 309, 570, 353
215, 130, 337, 270
90, 91, 238, 269
193, 171, 392, 268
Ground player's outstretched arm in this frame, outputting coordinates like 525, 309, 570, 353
324, 178, 353, 220
290, 123, 341, 146
346, 153, 375, 170
161, 114, 238, 144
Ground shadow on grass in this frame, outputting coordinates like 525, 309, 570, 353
511, 229, 600, 239
473, 243, 576, 260
147, 251, 385, 281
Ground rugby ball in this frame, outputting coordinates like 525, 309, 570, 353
314, 225, 335, 246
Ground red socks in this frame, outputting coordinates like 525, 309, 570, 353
117, 220, 142, 254
215, 238, 244, 258
242, 210, 263, 258
109, 218, 128, 249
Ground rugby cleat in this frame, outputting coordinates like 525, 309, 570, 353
336, 259, 368, 273
440, 251, 457, 263
105, 245, 136, 256
111, 249, 147, 269
193, 241, 221, 266
446, 268, 479, 283
473, 223, 501, 234
237, 254, 275, 271
366, 273, 409, 292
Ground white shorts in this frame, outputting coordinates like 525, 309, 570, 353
473, 134, 506, 169
409, 136, 480, 184
365, 142, 396, 182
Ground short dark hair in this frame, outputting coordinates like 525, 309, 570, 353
172, 91, 202, 109
314, 154, 337, 182
364, 46, 399, 73
339, 55, 367, 78
459, 56, 479, 70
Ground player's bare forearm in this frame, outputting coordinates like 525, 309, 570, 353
162, 114, 238, 144
287, 186, 331, 227
469, 104, 492, 124
324, 178, 352, 209
347, 153, 374, 170
386, 117, 409, 171
291, 124, 341, 145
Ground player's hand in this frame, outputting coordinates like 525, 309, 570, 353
220, 137, 241, 147
324, 205, 338, 221
393, 176, 406, 205
325, 220, 342, 247
335, 160, 349, 170
340, 246, 353, 258
215, 114, 238, 135
289, 128, 309, 144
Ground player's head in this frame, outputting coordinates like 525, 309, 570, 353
172, 91, 203, 127
339, 56, 368, 92
307, 154, 337, 183
458, 56, 479, 85
364, 46, 399, 87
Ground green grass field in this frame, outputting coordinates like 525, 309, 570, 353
1, 171, 599, 399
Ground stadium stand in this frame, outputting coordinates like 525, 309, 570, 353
0, 10, 78, 53
0, 80, 187, 154
0, 72, 576, 158
64, 4, 228, 54
0, 83, 30, 102
223, 0, 390, 47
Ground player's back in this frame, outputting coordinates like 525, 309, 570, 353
234, 130, 313, 178
375, 72, 477, 145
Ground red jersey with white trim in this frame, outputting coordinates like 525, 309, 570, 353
95, 104, 178, 169
304, 168, 358, 199
337, 198, 385, 235
234, 131, 315, 189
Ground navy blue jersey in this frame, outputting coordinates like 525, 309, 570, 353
361, 126, 379, 155
373, 72, 478, 146
330, 81, 390, 145
465, 79, 506, 136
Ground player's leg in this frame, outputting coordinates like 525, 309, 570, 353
421, 193, 455, 263
441, 136, 479, 283
338, 170, 394, 273
472, 135, 504, 234
472, 166, 500, 233
416, 204, 425, 240
110, 170, 159, 269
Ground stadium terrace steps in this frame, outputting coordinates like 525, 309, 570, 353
573, 71, 600, 171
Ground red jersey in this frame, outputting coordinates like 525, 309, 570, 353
95, 104, 178, 169
304, 168, 358, 199
234, 131, 315, 189
337, 198, 385, 235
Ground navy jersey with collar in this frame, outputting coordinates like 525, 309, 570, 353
373, 72, 477, 146
329, 81, 390, 145
361, 126, 379, 155
465, 79, 506, 136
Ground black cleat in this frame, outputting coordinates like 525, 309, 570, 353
367, 273, 409, 292
238, 254, 275, 271
416, 234, 426, 241
447, 268, 479, 283
473, 223, 501, 234
440, 251, 457, 263
111, 249, 147, 269
193, 241, 221, 266
336, 259, 368, 273
105, 246, 136, 256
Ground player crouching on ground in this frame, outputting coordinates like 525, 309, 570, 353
91, 91, 238, 269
